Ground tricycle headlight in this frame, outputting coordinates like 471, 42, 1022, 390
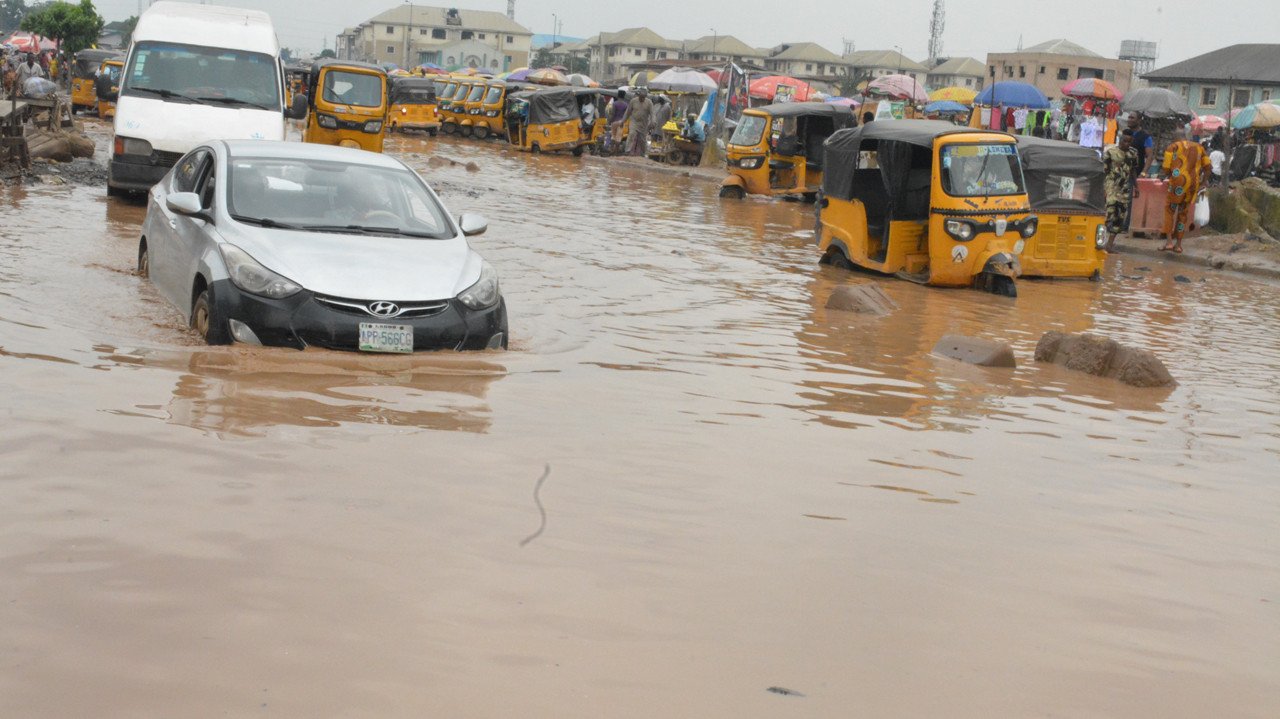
457, 261, 500, 310
363, 120, 382, 133
739, 156, 762, 169
486, 110, 499, 117
317, 113, 338, 129
1020, 217, 1038, 238
945, 219, 974, 241
220, 244, 301, 299
1095, 224, 1108, 249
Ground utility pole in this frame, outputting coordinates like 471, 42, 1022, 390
403, 1, 414, 69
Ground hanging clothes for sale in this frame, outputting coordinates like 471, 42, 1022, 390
989, 105, 1003, 130
1013, 107, 1029, 130
1079, 117, 1103, 148
1103, 118, 1118, 146
1005, 107, 1016, 131
980, 106, 992, 127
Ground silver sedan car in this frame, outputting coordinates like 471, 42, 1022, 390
139, 140, 507, 352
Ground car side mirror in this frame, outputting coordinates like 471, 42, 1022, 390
285, 93, 308, 120
166, 192, 211, 222
459, 213, 488, 237
95, 74, 117, 102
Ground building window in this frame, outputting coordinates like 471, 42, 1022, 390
1039, 65, 1045, 74
1200, 87, 1217, 106
432, 28, 445, 39
478, 33, 486, 40
418, 28, 427, 35
1233, 88, 1251, 107
1018, 65, 1025, 78
387, 45, 394, 54
461, 30, 473, 40
1263, 89, 1272, 101
658, 51, 667, 59
1056, 68, 1069, 80
385, 25, 394, 34
506, 35, 514, 43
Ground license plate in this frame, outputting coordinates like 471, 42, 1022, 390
358, 322, 413, 353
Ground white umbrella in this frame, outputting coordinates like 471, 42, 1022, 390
649, 67, 717, 94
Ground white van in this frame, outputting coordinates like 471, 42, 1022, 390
106, 1, 305, 194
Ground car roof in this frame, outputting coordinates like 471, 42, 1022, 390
217, 140, 407, 170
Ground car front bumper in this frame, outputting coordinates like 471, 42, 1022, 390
208, 279, 508, 352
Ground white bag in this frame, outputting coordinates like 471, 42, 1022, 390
1193, 191, 1210, 227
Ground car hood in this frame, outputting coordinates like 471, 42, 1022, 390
220, 226, 482, 301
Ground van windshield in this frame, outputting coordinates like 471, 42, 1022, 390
940, 143, 1026, 197
730, 114, 767, 147
122, 41, 280, 110
322, 71, 383, 108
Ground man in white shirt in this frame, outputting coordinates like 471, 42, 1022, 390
1209, 144, 1226, 184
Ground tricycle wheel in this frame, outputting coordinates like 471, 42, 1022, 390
473, 125, 490, 140
989, 274, 1018, 297
459, 125, 473, 138
718, 185, 745, 199
441, 122, 456, 135
571, 145, 584, 157
821, 248, 853, 270
530, 143, 541, 154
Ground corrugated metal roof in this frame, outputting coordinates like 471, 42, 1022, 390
682, 35, 761, 57
1145, 44, 1280, 84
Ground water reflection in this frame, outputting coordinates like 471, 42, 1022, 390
95, 345, 505, 437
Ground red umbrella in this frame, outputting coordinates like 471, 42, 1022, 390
866, 74, 928, 103
1191, 114, 1226, 134
748, 75, 815, 102
704, 69, 723, 85
3, 32, 56, 52
1061, 77, 1122, 100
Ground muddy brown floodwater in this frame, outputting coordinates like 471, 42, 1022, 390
1, 122, 1278, 718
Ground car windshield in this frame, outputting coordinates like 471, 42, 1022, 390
227, 157, 454, 239
484, 86, 502, 103
322, 70, 383, 107
122, 41, 279, 110
466, 84, 485, 102
730, 114, 768, 147
941, 143, 1026, 197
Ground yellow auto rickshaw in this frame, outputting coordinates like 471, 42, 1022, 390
721, 102, 856, 200
285, 63, 310, 107
816, 120, 1036, 297
388, 76, 440, 135
95, 58, 124, 119
71, 49, 119, 114
303, 59, 389, 153
457, 80, 506, 139
505, 86, 591, 155
452, 79, 489, 137
1014, 135, 1107, 279
441, 77, 480, 135
435, 78, 461, 128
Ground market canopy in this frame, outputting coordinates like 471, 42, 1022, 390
1120, 87, 1192, 119
929, 86, 977, 104
924, 100, 968, 114
866, 74, 928, 103
825, 96, 861, 107
526, 67, 568, 86
629, 70, 658, 87
1061, 77, 1122, 100
649, 67, 717, 94
566, 73, 598, 87
1230, 102, 1280, 130
974, 81, 1050, 109
3, 32, 57, 52
748, 75, 816, 102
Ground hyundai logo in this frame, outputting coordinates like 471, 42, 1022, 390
367, 301, 400, 317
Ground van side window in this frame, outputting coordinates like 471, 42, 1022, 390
173, 149, 210, 194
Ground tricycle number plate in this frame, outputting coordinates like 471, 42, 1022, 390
359, 323, 413, 353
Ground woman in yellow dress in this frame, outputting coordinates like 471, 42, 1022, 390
1159, 129, 1211, 253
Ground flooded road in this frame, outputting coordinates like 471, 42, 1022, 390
1, 122, 1278, 717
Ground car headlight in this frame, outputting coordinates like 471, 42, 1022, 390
363, 120, 382, 133
1020, 217, 1038, 238
457, 261, 500, 310
113, 136, 152, 157
220, 244, 301, 299
1095, 224, 1108, 249
945, 219, 975, 241
738, 156, 763, 169
317, 113, 338, 129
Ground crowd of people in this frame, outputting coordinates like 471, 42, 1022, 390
1, 47, 64, 97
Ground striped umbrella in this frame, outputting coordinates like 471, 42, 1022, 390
866, 74, 928, 103
1061, 77, 1123, 100
1191, 115, 1226, 133
1230, 102, 1280, 129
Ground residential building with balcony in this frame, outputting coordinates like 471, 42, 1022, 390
584, 28, 680, 82
844, 49, 929, 84
986, 39, 1134, 101
337, 4, 532, 72
765, 42, 849, 79
926, 56, 986, 90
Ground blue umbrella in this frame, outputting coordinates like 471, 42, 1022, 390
974, 81, 1049, 109
925, 100, 968, 114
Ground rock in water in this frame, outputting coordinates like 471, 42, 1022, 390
1034, 331, 1176, 387
932, 334, 1016, 368
825, 284, 896, 315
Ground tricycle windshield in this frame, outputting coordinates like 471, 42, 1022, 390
941, 143, 1025, 197
466, 84, 485, 102
484, 86, 503, 104
729, 114, 768, 147
440, 82, 458, 99
322, 71, 383, 108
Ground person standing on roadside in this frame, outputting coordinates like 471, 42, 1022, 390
1127, 113, 1154, 176
624, 87, 653, 156
1158, 128, 1211, 253
1101, 129, 1139, 252
607, 89, 628, 155
651, 94, 672, 140
15, 52, 46, 96
1209, 142, 1226, 185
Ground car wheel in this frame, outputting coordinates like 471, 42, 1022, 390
137, 240, 149, 278
473, 125, 490, 140
191, 288, 231, 345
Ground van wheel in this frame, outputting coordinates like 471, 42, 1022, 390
192, 288, 231, 345
137, 241, 149, 278
719, 185, 745, 199
473, 125, 490, 140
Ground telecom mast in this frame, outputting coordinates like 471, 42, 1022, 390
927, 0, 945, 61
507, 0, 515, 20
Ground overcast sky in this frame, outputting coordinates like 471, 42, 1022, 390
93, 0, 1279, 67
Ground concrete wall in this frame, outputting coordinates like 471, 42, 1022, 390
986, 51, 1134, 100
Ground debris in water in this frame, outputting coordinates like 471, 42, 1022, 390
519, 464, 551, 547
767, 686, 805, 697
1174, 275, 1192, 283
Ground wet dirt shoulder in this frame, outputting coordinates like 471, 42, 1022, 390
1113, 232, 1280, 283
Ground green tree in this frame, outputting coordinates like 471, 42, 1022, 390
568, 56, 589, 75
20, 0, 104, 55
531, 47, 552, 69
317, 48, 336, 59
0, 0, 27, 33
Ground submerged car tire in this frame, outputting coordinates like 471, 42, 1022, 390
137, 240, 149, 278
719, 185, 745, 199
192, 288, 231, 345
473, 125, 490, 140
